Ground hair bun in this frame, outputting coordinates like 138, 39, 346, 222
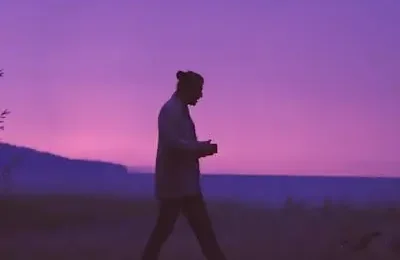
176, 70, 185, 80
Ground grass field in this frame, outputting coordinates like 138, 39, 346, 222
0, 194, 399, 259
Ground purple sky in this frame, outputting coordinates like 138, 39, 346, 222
1, 0, 399, 176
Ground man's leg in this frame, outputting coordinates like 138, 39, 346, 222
182, 195, 227, 260
141, 198, 181, 260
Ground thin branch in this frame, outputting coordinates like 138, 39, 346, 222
1, 69, 10, 132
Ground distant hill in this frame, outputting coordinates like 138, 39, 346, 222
0, 143, 147, 195
0, 142, 127, 175
126, 166, 153, 174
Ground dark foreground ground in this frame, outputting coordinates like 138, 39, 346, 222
0, 194, 399, 260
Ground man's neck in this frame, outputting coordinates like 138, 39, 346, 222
174, 91, 188, 106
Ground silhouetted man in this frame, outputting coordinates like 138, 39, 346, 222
141, 70, 227, 260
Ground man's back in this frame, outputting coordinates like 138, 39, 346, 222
155, 94, 201, 199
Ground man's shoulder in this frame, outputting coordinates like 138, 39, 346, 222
160, 96, 181, 116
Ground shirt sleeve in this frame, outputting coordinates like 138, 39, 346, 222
158, 105, 206, 153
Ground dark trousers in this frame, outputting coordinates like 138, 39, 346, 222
141, 194, 226, 260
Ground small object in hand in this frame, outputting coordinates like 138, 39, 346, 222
210, 143, 218, 154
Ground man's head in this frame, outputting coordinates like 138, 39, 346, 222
175, 70, 204, 106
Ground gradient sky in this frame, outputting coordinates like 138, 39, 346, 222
1, 0, 399, 176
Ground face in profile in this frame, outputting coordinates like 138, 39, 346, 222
187, 83, 203, 106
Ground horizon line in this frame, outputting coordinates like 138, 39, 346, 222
1, 142, 399, 178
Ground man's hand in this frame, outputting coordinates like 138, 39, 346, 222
198, 140, 218, 158
208, 142, 218, 154
0, 69, 3, 77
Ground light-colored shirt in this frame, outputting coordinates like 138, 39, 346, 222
155, 93, 206, 199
